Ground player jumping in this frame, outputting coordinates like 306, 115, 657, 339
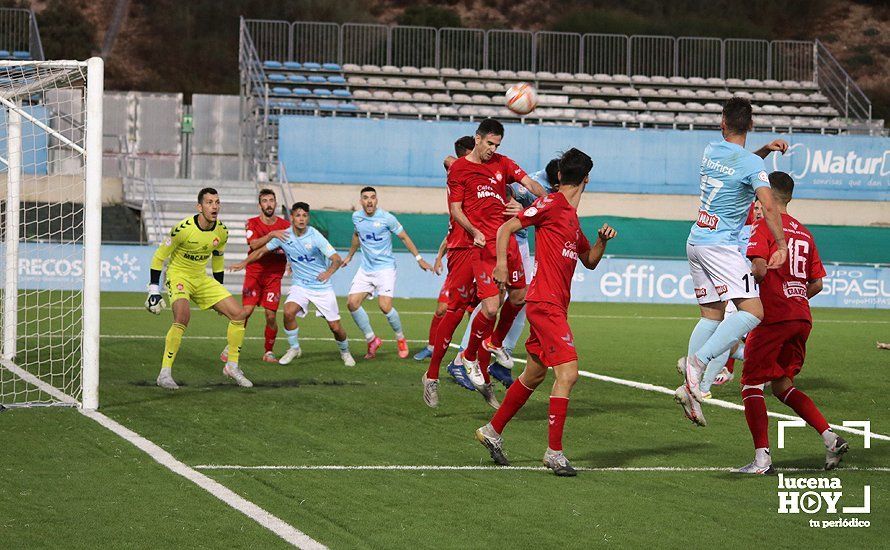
736, 171, 847, 474
675, 97, 791, 426
145, 187, 253, 389
342, 186, 432, 359
475, 148, 617, 476
220, 189, 290, 364
422, 119, 545, 408
230, 202, 356, 367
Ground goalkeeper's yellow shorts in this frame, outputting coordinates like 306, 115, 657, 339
165, 270, 231, 310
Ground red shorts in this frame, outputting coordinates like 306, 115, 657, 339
741, 320, 811, 386
524, 301, 577, 367
444, 247, 480, 309
242, 270, 284, 311
474, 238, 526, 300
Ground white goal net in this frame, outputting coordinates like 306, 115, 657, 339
0, 58, 103, 410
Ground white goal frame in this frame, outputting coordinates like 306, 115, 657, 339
0, 57, 103, 410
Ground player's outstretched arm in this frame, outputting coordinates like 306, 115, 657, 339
754, 139, 789, 159
754, 186, 788, 269
397, 231, 432, 271
342, 231, 360, 267
493, 218, 523, 287
519, 174, 547, 197
248, 229, 289, 251
581, 223, 617, 270
449, 201, 484, 248
806, 278, 824, 299
228, 246, 268, 272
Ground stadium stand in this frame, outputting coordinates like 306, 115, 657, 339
0, 8, 44, 61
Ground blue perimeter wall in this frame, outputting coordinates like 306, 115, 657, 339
4, 244, 887, 309
280, 116, 890, 201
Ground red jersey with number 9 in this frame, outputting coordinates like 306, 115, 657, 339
746, 213, 826, 324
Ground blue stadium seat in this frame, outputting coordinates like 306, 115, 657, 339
312, 88, 333, 97
307, 75, 327, 84
273, 100, 297, 109
271, 86, 292, 95
298, 100, 318, 110
13, 51, 30, 59
337, 103, 359, 111
332, 89, 351, 98
263, 60, 283, 69
292, 88, 312, 96
0, 50, 10, 58
288, 74, 307, 83
302, 62, 321, 70
318, 100, 338, 111
283, 61, 302, 70
268, 74, 287, 82
323, 63, 341, 71
327, 75, 346, 84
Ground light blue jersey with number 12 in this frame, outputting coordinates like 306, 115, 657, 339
687, 140, 769, 246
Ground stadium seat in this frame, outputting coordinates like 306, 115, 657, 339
780, 79, 800, 88
402, 66, 420, 74
420, 67, 439, 75
328, 75, 347, 84
647, 100, 667, 109
589, 99, 609, 108
425, 79, 445, 89
726, 78, 744, 87
485, 81, 504, 91
693, 115, 712, 125
637, 113, 656, 123
735, 91, 753, 99
271, 86, 292, 95
361, 64, 381, 73
432, 93, 451, 102
308, 75, 327, 84
458, 105, 478, 116
675, 114, 694, 124
706, 77, 726, 86
497, 70, 517, 79
268, 73, 286, 82
353, 89, 373, 99
753, 91, 771, 101
772, 92, 791, 101
688, 77, 708, 86
457, 68, 477, 77
562, 84, 582, 93
332, 89, 351, 98
303, 62, 322, 70
405, 78, 425, 87
743, 78, 763, 88
479, 69, 498, 78
263, 60, 283, 69
472, 94, 492, 104
573, 72, 594, 81
446, 80, 466, 90
466, 81, 485, 91
714, 90, 732, 100
628, 100, 647, 110
592, 73, 611, 83
342, 63, 361, 72
763, 79, 782, 88
517, 70, 536, 80
631, 75, 651, 84
367, 77, 387, 86
440, 68, 459, 77
703, 102, 723, 112
438, 105, 459, 116
337, 103, 358, 111
398, 104, 419, 115
669, 76, 688, 85
372, 90, 392, 100
600, 86, 620, 95
412, 92, 432, 101
0, 50, 10, 58
570, 98, 588, 106
452, 93, 472, 103
608, 99, 628, 108
312, 88, 333, 97
800, 105, 819, 114
620, 86, 639, 97
581, 85, 600, 94
695, 89, 716, 99
650, 75, 670, 85
688, 101, 709, 111
789, 92, 808, 101
297, 100, 318, 110
347, 76, 366, 85
654, 113, 675, 124
675, 88, 695, 98
666, 101, 685, 111
779, 104, 798, 114
283, 61, 302, 70
393, 91, 412, 101
656, 88, 678, 98
288, 74, 308, 83
613, 74, 631, 84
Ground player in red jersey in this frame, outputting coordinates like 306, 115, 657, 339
422, 120, 545, 408
219, 189, 290, 363
736, 171, 848, 474
474, 148, 617, 476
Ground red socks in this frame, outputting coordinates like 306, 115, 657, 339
464, 312, 495, 362
264, 326, 277, 353
777, 386, 830, 434
725, 357, 735, 374
742, 386, 769, 449
548, 397, 569, 451
428, 312, 443, 348
491, 379, 534, 433
426, 308, 465, 380
491, 301, 523, 348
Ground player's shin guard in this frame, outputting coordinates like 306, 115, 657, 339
687, 318, 720, 358
776, 387, 830, 434
426, 308, 465, 380
226, 320, 246, 364
548, 397, 569, 451
695, 312, 760, 365
264, 325, 277, 353
350, 306, 375, 341
742, 385, 769, 449
491, 301, 523, 348
384, 308, 404, 339
464, 311, 496, 362
491, 378, 534, 433
162, 323, 186, 369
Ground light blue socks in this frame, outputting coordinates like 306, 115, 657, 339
336, 338, 349, 352
350, 306, 375, 341
285, 327, 300, 349
695, 311, 760, 365
700, 350, 731, 394
384, 308, 404, 339
688, 318, 720, 359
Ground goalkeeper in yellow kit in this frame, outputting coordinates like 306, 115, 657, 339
145, 187, 253, 389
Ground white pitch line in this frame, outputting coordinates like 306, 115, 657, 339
193, 464, 890, 473
446, 344, 890, 443
99, 334, 429, 344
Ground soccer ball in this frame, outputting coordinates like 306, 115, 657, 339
505, 82, 538, 115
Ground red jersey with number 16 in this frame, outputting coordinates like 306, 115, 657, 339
517, 192, 591, 310
746, 213, 826, 325
245, 216, 291, 276
446, 153, 527, 249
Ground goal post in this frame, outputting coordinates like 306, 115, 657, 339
0, 57, 103, 410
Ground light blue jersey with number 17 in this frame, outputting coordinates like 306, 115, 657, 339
687, 140, 770, 246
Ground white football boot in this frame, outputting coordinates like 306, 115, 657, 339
223, 362, 254, 388
156, 367, 179, 390
278, 347, 302, 365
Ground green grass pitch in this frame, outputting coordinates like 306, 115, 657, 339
1, 292, 888, 548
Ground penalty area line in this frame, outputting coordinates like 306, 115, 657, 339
447, 344, 890, 443
193, 464, 890, 473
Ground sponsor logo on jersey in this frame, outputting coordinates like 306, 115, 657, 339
212, 238, 219, 247
561, 240, 579, 260
715, 284, 728, 295
695, 287, 708, 298
696, 210, 720, 230
524, 207, 538, 217
758, 170, 769, 183
783, 280, 808, 299
476, 184, 505, 202
702, 155, 736, 176
182, 252, 211, 262
495, 172, 503, 181
177, 283, 184, 291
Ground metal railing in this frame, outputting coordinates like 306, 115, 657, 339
0, 8, 44, 60
814, 39, 872, 124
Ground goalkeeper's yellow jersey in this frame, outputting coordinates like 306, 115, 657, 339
151, 215, 229, 277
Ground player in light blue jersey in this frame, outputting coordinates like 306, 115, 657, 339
342, 186, 432, 360
451, 158, 560, 387
230, 201, 355, 367
675, 97, 791, 427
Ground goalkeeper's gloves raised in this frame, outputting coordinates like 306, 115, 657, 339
145, 284, 167, 314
